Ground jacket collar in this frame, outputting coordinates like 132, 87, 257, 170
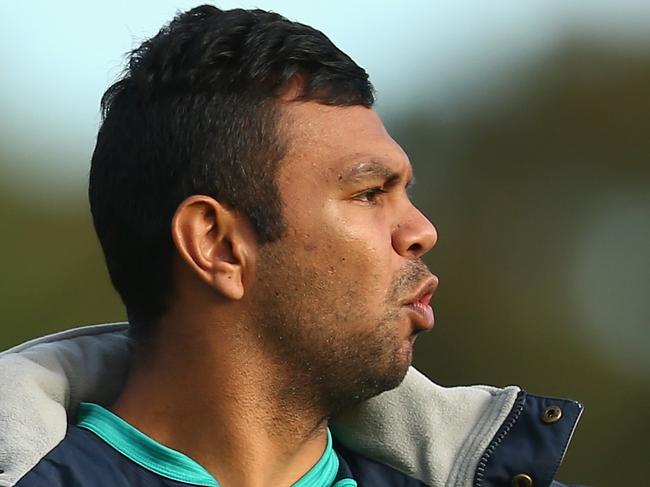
0, 323, 531, 487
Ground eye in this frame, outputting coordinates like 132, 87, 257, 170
354, 187, 387, 204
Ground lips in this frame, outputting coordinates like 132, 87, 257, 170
402, 275, 438, 332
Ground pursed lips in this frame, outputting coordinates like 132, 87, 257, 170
402, 275, 438, 333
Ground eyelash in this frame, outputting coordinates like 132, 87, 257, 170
354, 187, 388, 204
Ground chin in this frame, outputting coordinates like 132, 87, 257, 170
326, 358, 409, 414
371, 351, 413, 397
378, 334, 414, 386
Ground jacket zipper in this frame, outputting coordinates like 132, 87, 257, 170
473, 391, 527, 487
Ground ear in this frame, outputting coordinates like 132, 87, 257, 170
171, 195, 254, 300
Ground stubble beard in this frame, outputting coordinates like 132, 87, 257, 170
250, 244, 429, 422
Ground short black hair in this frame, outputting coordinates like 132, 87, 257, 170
89, 5, 375, 338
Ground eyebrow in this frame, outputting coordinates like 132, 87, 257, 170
338, 160, 414, 188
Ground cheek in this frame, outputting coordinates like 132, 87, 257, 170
310, 234, 394, 309
292, 204, 397, 306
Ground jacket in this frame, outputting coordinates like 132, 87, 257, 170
0, 323, 585, 487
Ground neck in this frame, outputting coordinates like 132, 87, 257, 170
111, 313, 330, 487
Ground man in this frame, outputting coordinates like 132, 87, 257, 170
0, 5, 585, 487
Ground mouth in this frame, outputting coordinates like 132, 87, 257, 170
401, 275, 438, 333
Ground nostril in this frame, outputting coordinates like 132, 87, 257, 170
408, 242, 423, 255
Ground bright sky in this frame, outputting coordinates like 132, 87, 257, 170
1, 0, 649, 196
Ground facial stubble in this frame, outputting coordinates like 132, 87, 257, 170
250, 242, 431, 421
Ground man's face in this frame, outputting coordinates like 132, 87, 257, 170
250, 102, 437, 414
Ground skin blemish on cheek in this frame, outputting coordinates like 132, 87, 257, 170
303, 241, 318, 252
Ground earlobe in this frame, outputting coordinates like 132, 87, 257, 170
171, 195, 249, 300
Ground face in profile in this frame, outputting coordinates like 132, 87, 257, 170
249, 101, 438, 414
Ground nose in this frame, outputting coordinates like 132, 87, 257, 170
393, 206, 437, 259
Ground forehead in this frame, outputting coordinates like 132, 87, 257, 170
279, 102, 411, 180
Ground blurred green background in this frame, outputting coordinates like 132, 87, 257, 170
1, 2, 649, 485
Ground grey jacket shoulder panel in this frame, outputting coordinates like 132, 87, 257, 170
1, 323, 130, 356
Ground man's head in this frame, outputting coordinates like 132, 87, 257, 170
90, 5, 437, 413
90, 5, 374, 335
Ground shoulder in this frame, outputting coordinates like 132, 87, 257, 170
14, 424, 202, 487
15, 426, 130, 487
